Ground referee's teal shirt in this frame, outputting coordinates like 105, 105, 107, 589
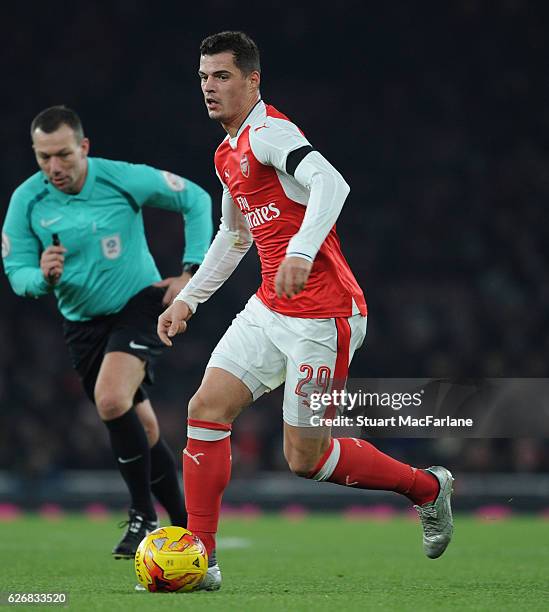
2, 157, 213, 321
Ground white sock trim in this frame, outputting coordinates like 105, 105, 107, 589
187, 426, 231, 442
312, 439, 341, 481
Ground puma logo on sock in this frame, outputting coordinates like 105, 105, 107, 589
183, 449, 205, 465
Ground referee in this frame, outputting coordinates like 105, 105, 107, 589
2, 106, 213, 558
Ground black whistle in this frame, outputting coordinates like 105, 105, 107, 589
47, 233, 61, 283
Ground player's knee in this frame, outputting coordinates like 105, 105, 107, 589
95, 388, 132, 421
187, 390, 208, 420
188, 389, 231, 423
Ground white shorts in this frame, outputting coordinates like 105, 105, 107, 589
207, 296, 367, 427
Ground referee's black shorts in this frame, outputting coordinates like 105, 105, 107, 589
63, 285, 167, 406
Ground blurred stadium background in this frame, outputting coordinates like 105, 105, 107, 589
1, 1, 548, 516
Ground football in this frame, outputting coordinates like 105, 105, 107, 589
134, 526, 208, 592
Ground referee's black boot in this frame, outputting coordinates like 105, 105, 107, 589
112, 509, 159, 559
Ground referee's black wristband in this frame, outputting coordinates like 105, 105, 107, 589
182, 262, 200, 276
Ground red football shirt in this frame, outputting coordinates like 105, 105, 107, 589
214, 101, 367, 319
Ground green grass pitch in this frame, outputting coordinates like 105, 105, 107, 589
0, 514, 547, 611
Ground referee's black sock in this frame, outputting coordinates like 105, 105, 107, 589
103, 407, 156, 520
150, 437, 188, 527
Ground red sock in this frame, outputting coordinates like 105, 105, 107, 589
310, 438, 439, 505
183, 418, 232, 557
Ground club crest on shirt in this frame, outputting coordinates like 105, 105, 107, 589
161, 170, 185, 192
240, 154, 250, 178
101, 234, 122, 260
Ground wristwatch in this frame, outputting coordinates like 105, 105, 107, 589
182, 263, 200, 276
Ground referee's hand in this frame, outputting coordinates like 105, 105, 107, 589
154, 271, 193, 306
157, 300, 192, 347
40, 244, 67, 285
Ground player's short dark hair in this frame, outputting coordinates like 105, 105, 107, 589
200, 31, 260, 75
30, 105, 85, 142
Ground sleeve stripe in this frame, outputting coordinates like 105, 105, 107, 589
96, 177, 140, 213
287, 251, 314, 261
26, 189, 49, 241
285, 145, 314, 176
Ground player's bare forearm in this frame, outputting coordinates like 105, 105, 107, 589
275, 256, 313, 299
157, 299, 192, 346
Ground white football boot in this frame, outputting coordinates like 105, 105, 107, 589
196, 563, 222, 591
135, 563, 222, 592
414, 466, 454, 559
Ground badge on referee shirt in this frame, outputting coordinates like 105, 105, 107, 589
101, 234, 122, 260
1, 232, 10, 258
161, 170, 185, 192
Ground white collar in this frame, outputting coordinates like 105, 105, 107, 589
228, 99, 265, 148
